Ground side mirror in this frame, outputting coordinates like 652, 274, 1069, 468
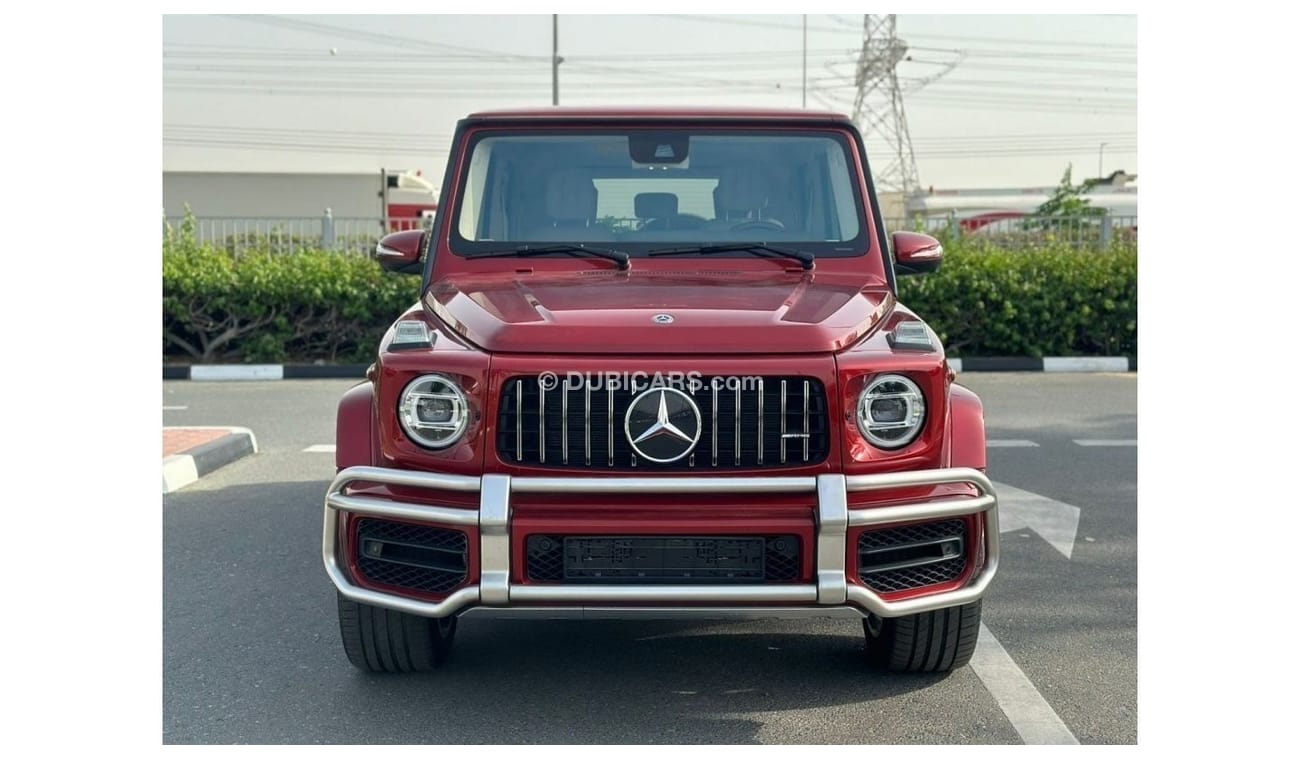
893, 231, 944, 275
374, 229, 426, 274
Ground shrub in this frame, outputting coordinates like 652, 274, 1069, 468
898, 237, 1136, 357
162, 240, 419, 364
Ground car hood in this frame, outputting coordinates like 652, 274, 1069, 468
423, 270, 894, 354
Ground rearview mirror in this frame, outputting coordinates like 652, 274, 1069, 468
374, 230, 426, 274
893, 231, 944, 275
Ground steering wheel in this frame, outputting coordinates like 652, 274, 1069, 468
729, 219, 785, 232
642, 213, 709, 232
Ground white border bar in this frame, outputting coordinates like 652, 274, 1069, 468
1042, 357, 1129, 372
189, 364, 284, 381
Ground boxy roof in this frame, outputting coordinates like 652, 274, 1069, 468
465, 106, 851, 122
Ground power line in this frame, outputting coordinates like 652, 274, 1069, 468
223, 14, 539, 61
906, 58, 1135, 78
887, 144, 1138, 158
658, 14, 857, 34
904, 30, 1135, 50
163, 77, 792, 93
163, 43, 856, 63
911, 78, 1137, 94
659, 14, 1136, 50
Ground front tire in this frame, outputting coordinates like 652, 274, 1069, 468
863, 601, 981, 673
337, 592, 457, 673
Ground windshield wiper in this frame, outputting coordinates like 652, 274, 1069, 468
464, 244, 630, 271
648, 243, 815, 271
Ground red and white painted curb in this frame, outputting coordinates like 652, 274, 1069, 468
162, 426, 258, 494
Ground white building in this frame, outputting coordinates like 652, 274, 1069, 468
162, 169, 437, 221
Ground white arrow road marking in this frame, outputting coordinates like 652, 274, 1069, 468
971, 623, 1080, 744
987, 439, 1039, 447
163, 406, 188, 411
993, 481, 1082, 559
303, 444, 336, 453
1074, 439, 1137, 446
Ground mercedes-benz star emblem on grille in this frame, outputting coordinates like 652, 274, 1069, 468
653, 313, 674, 324
624, 387, 702, 463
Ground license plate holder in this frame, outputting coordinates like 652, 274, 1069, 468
563, 536, 766, 583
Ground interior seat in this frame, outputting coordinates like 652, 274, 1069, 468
526, 170, 615, 242
635, 192, 705, 231
712, 165, 783, 229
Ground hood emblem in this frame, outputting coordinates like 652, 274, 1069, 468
624, 387, 701, 463
652, 313, 675, 324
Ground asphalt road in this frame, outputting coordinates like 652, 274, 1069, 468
162, 372, 1136, 744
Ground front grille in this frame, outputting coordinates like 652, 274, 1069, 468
526, 534, 801, 584
498, 375, 829, 469
857, 519, 967, 593
355, 518, 468, 595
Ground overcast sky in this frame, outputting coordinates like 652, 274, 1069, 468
162, 14, 1136, 190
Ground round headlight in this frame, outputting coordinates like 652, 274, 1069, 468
857, 374, 926, 449
398, 374, 469, 449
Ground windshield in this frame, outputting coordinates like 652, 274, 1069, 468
451, 130, 869, 256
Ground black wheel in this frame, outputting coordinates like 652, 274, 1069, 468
337, 592, 457, 673
863, 601, 981, 673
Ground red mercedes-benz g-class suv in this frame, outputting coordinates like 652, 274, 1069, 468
324, 107, 998, 674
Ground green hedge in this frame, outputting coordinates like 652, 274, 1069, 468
898, 238, 1136, 357
163, 239, 419, 364
163, 236, 1136, 363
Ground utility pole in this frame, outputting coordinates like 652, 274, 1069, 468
551, 14, 559, 106
1098, 142, 1107, 180
802, 15, 807, 108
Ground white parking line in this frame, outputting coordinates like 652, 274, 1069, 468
1073, 439, 1137, 447
303, 444, 336, 453
971, 623, 1079, 745
163, 406, 188, 411
987, 439, 1039, 448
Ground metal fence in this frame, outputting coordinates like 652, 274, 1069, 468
164, 212, 1136, 254
886, 215, 1138, 249
162, 212, 432, 254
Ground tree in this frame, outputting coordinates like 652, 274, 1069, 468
1026, 164, 1106, 230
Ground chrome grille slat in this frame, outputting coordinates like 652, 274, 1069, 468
803, 380, 810, 462
733, 384, 741, 466
500, 375, 828, 470
780, 379, 788, 464
711, 383, 718, 467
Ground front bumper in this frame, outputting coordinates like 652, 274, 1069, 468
323, 466, 998, 620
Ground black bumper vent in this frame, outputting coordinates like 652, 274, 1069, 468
857, 519, 967, 593
498, 375, 829, 470
355, 518, 468, 595
526, 534, 801, 584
